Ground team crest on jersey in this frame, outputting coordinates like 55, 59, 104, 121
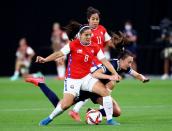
101, 32, 103, 35
70, 85, 74, 89
91, 49, 94, 54
77, 49, 83, 54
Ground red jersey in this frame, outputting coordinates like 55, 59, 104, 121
91, 25, 111, 65
60, 39, 105, 79
91, 25, 111, 51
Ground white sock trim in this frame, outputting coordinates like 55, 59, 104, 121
73, 99, 89, 113
49, 103, 63, 119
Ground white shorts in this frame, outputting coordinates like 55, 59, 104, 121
81, 74, 98, 92
64, 74, 98, 97
63, 78, 82, 97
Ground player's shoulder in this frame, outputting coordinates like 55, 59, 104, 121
98, 25, 106, 31
27, 46, 34, 51
70, 39, 79, 45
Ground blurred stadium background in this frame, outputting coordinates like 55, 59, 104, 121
0, 0, 172, 131
1, 0, 172, 76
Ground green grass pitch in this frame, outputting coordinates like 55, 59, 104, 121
0, 77, 172, 131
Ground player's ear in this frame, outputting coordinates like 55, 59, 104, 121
87, 19, 90, 22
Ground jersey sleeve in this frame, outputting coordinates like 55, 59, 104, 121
96, 49, 105, 60
104, 32, 111, 42
126, 67, 132, 74
100, 25, 111, 42
27, 47, 34, 55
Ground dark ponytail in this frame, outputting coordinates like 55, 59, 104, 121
63, 20, 90, 39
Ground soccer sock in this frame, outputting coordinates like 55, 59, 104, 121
38, 83, 60, 107
49, 103, 64, 119
99, 89, 112, 109
14, 71, 19, 76
73, 99, 89, 113
99, 108, 106, 116
103, 96, 113, 121
99, 108, 116, 117
57, 65, 65, 78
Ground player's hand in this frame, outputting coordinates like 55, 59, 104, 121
109, 74, 121, 82
36, 56, 46, 63
143, 78, 150, 83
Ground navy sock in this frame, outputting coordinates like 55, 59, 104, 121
99, 108, 106, 116
38, 83, 59, 107
99, 108, 116, 117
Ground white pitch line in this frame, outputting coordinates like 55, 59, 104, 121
0, 108, 51, 112
0, 105, 171, 112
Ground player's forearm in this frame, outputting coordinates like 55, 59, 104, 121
45, 51, 64, 62
101, 59, 118, 75
135, 73, 146, 81
92, 71, 111, 80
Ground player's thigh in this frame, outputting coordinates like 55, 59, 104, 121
64, 78, 82, 97
81, 74, 98, 92
105, 81, 116, 91
92, 81, 109, 97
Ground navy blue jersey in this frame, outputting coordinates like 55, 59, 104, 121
92, 59, 132, 84
102, 59, 131, 74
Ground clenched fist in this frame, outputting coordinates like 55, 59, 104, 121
36, 56, 46, 63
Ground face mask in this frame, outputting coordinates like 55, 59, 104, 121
125, 25, 132, 30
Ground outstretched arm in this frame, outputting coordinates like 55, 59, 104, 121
130, 70, 150, 83
36, 51, 64, 63
36, 43, 70, 63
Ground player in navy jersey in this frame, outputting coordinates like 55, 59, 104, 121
69, 50, 149, 121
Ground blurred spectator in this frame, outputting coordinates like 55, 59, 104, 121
123, 20, 138, 71
51, 22, 69, 80
10, 38, 35, 81
160, 18, 172, 79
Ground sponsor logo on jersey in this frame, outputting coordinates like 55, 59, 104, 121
77, 49, 83, 54
91, 49, 94, 54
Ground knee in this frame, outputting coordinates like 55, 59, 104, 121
61, 103, 70, 110
101, 89, 110, 96
60, 101, 72, 110
113, 108, 121, 117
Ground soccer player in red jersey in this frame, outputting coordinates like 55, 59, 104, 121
68, 6, 120, 120
35, 24, 120, 126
